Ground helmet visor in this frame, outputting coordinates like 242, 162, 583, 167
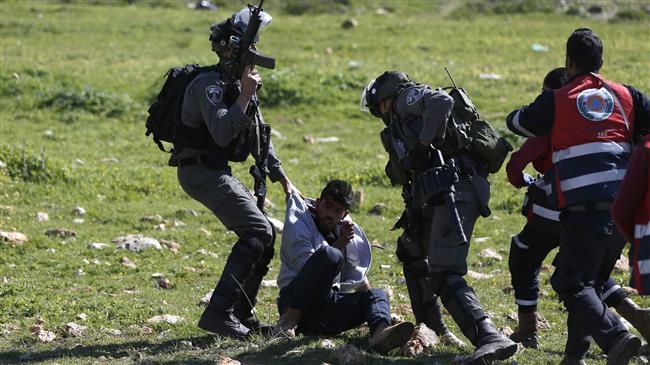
359, 79, 376, 113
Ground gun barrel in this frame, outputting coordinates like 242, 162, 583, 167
443, 192, 468, 245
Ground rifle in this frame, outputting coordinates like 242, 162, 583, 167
416, 148, 468, 246
248, 96, 271, 212
234, 0, 276, 77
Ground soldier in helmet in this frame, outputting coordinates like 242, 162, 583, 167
169, 7, 296, 339
361, 71, 517, 364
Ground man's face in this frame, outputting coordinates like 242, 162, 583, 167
314, 195, 348, 233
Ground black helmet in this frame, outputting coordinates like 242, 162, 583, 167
209, 19, 243, 54
360, 71, 410, 118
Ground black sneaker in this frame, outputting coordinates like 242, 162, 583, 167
197, 308, 250, 339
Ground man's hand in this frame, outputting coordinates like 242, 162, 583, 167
236, 66, 261, 112
280, 178, 301, 200
333, 221, 354, 251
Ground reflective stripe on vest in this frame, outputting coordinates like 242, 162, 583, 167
636, 222, 650, 241
532, 203, 560, 221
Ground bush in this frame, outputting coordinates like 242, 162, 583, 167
0, 143, 71, 183
39, 86, 136, 118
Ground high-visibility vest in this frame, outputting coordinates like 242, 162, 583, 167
546, 73, 634, 208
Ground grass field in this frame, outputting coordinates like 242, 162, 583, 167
1, 1, 649, 364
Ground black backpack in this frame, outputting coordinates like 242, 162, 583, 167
145, 64, 216, 152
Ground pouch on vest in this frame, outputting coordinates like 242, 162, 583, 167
380, 127, 410, 186
466, 119, 513, 174
447, 87, 479, 123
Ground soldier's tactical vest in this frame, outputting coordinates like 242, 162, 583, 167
545, 73, 634, 208
631, 137, 650, 294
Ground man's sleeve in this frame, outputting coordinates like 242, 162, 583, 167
506, 136, 550, 188
506, 90, 555, 137
626, 85, 650, 137
401, 88, 455, 145
282, 194, 316, 272
613, 143, 649, 242
190, 76, 251, 147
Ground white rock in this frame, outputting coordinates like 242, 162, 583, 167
75, 268, 86, 276
147, 315, 184, 325
64, 322, 87, 337
73, 218, 84, 224
36, 330, 56, 342
101, 157, 119, 164
615, 254, 629, 272
45, 228, 76, 238
36, 212, 49, 221
173, 219, 185, 227
467, 270, 493, 280
1, 231, 28, 244
268, 217, 284, 233
155, 223, 166, 231
44, 129, 54, 138
199, 228, 212, 236
46, 248, 56, 254
197, 248, 219, 258
112, 234, 161, 251
380, 264, 391, 269
88, 243, 108, 250
415, 323, 439, 348
102, 327, 122, 336
315, 136, 340, 143
76, 313, 88, 321
478, 73, 502, 80
334, 344, 363, 365
384, 286, 394, 301
474, 237, 490, 243
121, 256, 137, 269
270, 128, 285, 140
479, 248, 502, 261
261, 280, 277, 288
200, 290, 213, 305
72, 206, 86, 216
0, 160, 5, 169
320, 339, 336, 349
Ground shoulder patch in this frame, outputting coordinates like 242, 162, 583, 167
205, 85, 223, 106
576, 87, 614, 122
406, 88, 422, 106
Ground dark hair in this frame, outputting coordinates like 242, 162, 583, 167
320, 179, 354, 209
566, 28, 603, 72
543, 67, 568, 90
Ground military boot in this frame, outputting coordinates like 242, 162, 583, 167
463, 318, 519, 365
616, 298, 650, 343
198, 239, 260, 339
233, 269, 274, 336
510, 311, 539, 348
606, 332, 641, 365
198, 302, 250, 339
439, 275, 518, 365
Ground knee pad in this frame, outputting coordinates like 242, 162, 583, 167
234, 234, 267, 263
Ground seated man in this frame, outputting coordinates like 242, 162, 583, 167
274, 179, 414, 354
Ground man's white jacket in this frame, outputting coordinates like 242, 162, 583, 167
276, 193, 372, 292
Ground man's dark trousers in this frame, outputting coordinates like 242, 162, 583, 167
278, 246, 391, 335
550, 210, 628, 359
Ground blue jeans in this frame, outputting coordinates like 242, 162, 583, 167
278, 246, 391, 336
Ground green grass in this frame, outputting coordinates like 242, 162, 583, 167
1, 1, 649, 364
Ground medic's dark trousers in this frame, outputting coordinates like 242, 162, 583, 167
277, 246, 391, 336
550, 210, 629, 359
509, 187, 627, 314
